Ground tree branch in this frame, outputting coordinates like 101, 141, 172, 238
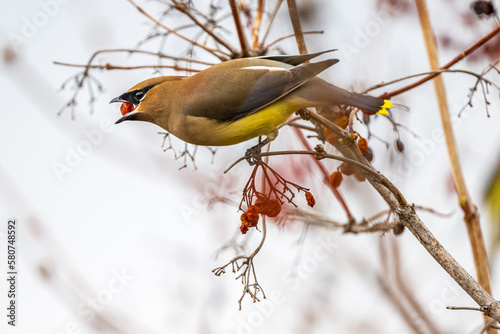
414, 0, 493, 331
385, 24, 500, 98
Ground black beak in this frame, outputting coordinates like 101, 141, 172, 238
115, 111, 137, 124
109, 96, 126, 104
115, 111, 154, 125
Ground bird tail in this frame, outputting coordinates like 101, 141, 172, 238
342, 92, 392, 115
292, 79, 392, 115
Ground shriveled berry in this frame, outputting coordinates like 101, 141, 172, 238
246, 205, 260, 222
353, 170, 366, 182
394, 224, 405, 235
363, 148, 374, 162
339, 162, 356, 176
323, 127, 339, 144
471, 1, 496, 17
305, 192, 315, 207
240, 224, 249, 234
241, 207, 259, 229
334, 113, 349, 129
395, 139, 405, 153
357, 137, 369, 153
329, 171, 343, 188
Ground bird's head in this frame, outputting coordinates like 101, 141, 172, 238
110, 76, 185, 125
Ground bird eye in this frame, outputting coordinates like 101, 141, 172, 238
135, 91, 145, 101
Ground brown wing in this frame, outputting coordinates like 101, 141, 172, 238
185, 58, 339, 122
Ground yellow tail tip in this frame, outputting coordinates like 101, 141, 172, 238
374, 99, 392, 115
382, 99, 393, 109
377, 108, 389, 116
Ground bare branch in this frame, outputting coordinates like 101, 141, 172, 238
229, 0, 250, 56
126, 0, 230, 60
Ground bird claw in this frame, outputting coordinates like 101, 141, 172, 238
296, 108, 311, 120
245, 137, 272, 165
245, 145, 262, 165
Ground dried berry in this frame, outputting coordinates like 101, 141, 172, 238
240, 212, 256, 228
254, 197, 268, 213
334, 113, 349, 129
255, 197, 281, 217
323, 127, 339, 144
363, 148, 374, 162
471, 1, 496, 17
339, 162, 356, 176
357, 137, 369, 153
240, 224, 249, 234
353, 169, 366, 182
395, 139, 405, 153
329, 171, 343, 188
393, 224, 405, 235
240, 205, 260, 232
305, 192, 316, 207
265, 199, 282, 217
246, 205, 260, 222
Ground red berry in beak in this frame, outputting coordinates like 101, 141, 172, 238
120, 102, 136, 116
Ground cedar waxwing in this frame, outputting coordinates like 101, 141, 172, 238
110, 50, 392, 146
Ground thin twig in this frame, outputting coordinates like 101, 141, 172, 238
379, 239, 429, 334
171, 0, 237, 54
251, 0, 265, 49
447, 306, 488, 312
229, 0, 250, 57
389, 238, 443, 334
286, 0, 308, 55
385, 24, 500, 98
363, 69, 500, 95
126, 0, 229, 61
266, 30, 324, 48
224, 149, 375, 175
54, 61, 201, 72
260, 0, 284, 48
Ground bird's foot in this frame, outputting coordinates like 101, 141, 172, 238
245, 146, 262, 166
296, 108, 311, 121
245, 139, 270, 165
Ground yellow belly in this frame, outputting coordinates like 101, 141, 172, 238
204, 98, 300, 146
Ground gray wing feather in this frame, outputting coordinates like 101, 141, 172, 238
230, 59, 339, 121
256, 49, 337, 66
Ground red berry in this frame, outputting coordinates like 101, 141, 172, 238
305, 192, 316, 208
120, 102, 136, 116
329, 171, 343, 188
240, 224, 249, 234
357, 137, 369, 153
246, 205, 260, 222
265, 199, 281, 217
